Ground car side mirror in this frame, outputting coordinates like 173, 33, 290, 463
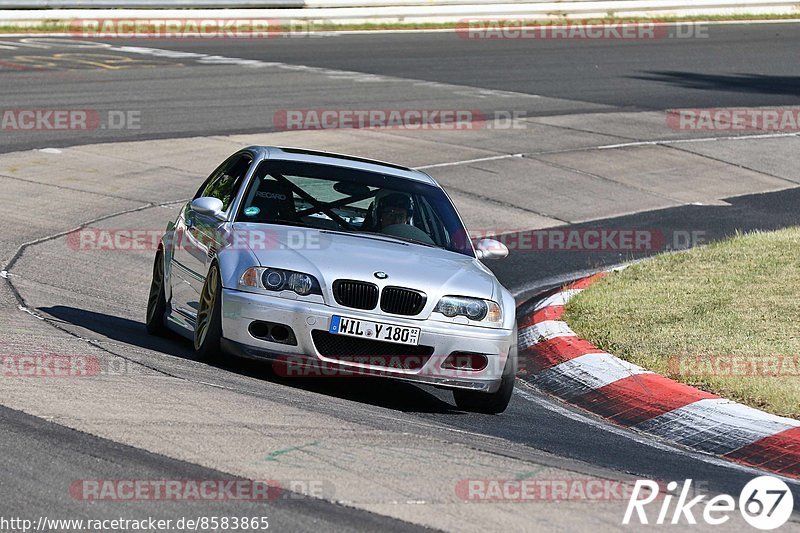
191, 197, 226, 220
474, 238, 508, 260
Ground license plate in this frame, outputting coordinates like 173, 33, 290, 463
329, 315, 420, 346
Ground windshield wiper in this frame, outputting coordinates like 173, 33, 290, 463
354, 230, 438, 249
242, 219, 310, 229
319, 229, 408, 246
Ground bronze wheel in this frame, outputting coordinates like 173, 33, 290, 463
145, 251, 168, 335
194, 263, 223, 361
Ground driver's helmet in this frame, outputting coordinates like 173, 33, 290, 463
372, 191, 415, 229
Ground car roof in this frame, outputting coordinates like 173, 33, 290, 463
244, 146, 438, 185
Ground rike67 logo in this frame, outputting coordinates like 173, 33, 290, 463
623, 476, 795, 530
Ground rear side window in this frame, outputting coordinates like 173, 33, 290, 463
198, 154, 252, 211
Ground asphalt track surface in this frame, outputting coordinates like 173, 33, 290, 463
0, 404, 425, 532
1, 22, 799, 152
2, 23, 800, 530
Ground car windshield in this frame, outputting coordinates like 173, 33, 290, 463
235, 159, 473, 256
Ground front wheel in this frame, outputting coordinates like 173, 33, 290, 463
145, 251, 168, 336
194, 263, 224, 362
453, 328, 517, 414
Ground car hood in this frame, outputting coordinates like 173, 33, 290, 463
231, 223, 497, 302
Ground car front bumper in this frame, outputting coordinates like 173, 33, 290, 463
221, 288, 516, 392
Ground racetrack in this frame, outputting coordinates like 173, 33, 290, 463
2, 22, 800, 153
1, 23, 800, 531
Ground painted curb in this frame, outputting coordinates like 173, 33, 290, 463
518, 271, 800, 479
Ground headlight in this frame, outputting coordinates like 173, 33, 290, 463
239, 267, 321, 296
434, 296, 502, 324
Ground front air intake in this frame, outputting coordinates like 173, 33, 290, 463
332, 280, 379, 310
380, 286, 426, 316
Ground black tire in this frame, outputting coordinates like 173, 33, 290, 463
453, 327, 517, 414
145, 251, 168, 336
194, 263, 224, 362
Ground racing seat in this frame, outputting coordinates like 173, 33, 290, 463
250, 177, 298, 222
361, 201, 378, 231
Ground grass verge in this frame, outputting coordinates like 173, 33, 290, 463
563, 227, 800, 419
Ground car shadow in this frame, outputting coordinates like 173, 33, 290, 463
39, 305, 461, 415
630, 71, 800, 96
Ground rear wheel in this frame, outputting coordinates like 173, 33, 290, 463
453, 327, 517, 414
145, 251, 168, 336
194, 263, 224, 362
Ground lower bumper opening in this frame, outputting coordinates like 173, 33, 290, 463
311, 330, 434, 370
248, 321, 298, 346
442, 352, 489, 372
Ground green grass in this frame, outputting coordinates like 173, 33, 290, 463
2, 14, 800, 34
563, 228, 800, 419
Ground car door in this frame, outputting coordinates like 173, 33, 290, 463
170, 153, 252, 324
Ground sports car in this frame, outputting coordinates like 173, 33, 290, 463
146, 146, 517, 413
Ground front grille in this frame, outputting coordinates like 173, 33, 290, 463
380, 286, 426, 316
312, 330, 434, 369
332, 280, 379, 310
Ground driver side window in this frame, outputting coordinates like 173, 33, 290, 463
197, 154, 252, 212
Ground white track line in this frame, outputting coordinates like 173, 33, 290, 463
2, 37, 541, 100
416, 153, 524, 169
598, 131, 800, 150
94, 42, 541, 100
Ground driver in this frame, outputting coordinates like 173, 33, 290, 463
374, 192, 414, 231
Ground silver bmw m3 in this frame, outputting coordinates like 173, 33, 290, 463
146, 146, 517, 413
